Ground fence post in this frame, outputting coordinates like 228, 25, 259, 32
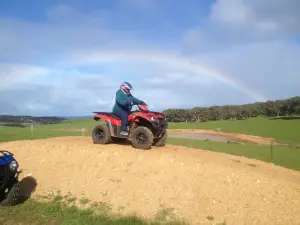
81, 128, 85, 136
270, 140, 273, 161
30, 124, 34, 137
189, 136, 192, 148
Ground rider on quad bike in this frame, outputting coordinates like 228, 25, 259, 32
92, 82, 168, 149
113, 82, 146, 136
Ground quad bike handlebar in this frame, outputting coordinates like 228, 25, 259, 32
130, 103, 148, 112
137, 104, 148, 111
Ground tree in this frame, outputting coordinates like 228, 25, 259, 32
162, 96, 300, 123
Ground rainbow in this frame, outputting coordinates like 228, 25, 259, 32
69, 50, 268, 102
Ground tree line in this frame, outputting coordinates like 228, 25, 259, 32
162, 96, 300, 122
0, 115, 65, 127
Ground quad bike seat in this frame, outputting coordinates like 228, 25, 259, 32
93, 112, 120, 120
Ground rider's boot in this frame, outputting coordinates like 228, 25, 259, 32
120, 130, 129, 136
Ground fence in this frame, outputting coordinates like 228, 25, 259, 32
27, 125, 87, 137
1, 125, 299, 167
168, 133, 300, 164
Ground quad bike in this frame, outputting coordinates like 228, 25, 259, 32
92, 104, 168, 149
0, 150, 21, 206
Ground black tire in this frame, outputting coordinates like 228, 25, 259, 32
153, 131, 168, 147
0, 181, 21, 206
131, 126, 154, 150
92, 124, 112, 144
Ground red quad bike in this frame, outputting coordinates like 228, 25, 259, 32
92, 104, 168, 150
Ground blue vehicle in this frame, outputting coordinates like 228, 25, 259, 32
0, 150, 21, 206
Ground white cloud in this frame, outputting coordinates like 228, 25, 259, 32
203, 41, 300, 99
179, 0, 300, 101
0, 76, 117, 116
46, 4, 105, 26
25, 102, 51, 112
209, 0, 255, 28
142, 72, 212, 88
208, 0, 300, 41
67, 49, 269, 101
0, 64, 51, 90
0, 1, 299, 116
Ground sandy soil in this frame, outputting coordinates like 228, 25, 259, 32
168, 129, 274, 145
1, 137, 300, 225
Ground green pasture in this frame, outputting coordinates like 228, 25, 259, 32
1, 116, 299, 144
0, 193, 186, 225
0, 117, 299, 171
0, 119, 95, 142
168, 138, 300, 171
168, 116, 300, 144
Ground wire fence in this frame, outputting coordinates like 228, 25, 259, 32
168, 133, 300, 164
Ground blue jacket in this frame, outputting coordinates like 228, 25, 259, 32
113, 89, 143, 112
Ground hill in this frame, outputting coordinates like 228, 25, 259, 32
0, 115, 65, 127
1, 136, 300, 225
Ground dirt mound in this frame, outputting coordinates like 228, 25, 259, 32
1, 137, 300, 225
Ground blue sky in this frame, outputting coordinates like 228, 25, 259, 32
1, 0, 300, 116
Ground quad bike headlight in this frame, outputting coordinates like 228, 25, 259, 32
9, 160, 18, 171
148, 116, 158, 122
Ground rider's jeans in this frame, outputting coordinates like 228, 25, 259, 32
113, 108, 129, 131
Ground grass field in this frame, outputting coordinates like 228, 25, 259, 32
169, 138, 300, 171
1, 116, 299, 143
168, 116, 300, 144
1, 117, 299, 171
0, 193, 187, 225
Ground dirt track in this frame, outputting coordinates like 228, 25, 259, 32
1, 136, 300, 225
168, 129, 274, 145
55, 128, 275, 145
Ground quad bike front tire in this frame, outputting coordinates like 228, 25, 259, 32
131, 126, 154, 150
92, 124, 112, 144
0, 181, 21, 206
152, 131, 168, 147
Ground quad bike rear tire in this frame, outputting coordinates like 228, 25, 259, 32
131, 126, 154, 150
152, 131, 168, 147
92, 124, 112, 144
0, 181, 21, 206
